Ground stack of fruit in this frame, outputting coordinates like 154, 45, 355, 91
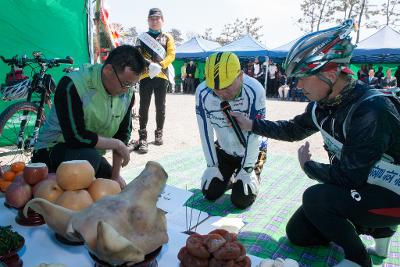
4, 162, 49, 208
0, 162, 25, 193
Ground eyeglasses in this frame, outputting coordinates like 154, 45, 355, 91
112, 65, 137, 89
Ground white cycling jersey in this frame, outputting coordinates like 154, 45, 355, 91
195, 74, 266, 169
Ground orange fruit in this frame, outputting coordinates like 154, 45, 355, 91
0, 179, 12, 192
14, 170, 23, 177
11, 162, 25, 173
3, 171, 16, 182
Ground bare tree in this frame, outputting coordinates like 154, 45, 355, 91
334, 0, 361, 21
111, 23, 124, 34
123, 26, 138, 45
169, 28, 184, 45
216, 23, 235, 45
186, 31, 199, 40
242, 17, 264, 41
356, 0, 367, 42
215, 17, 264, 45
376, 0, 400, 27
201, 28, 214, 40
297, 0, 335, 32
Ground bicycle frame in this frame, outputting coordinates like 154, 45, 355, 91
17, 63, 54, 150
0, 52, 73, 158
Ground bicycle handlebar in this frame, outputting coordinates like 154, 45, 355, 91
0, 53, 74, 68
49, 56, 74, 65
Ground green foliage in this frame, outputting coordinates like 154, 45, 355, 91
0, 225, 23, 255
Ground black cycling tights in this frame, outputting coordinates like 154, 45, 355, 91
138, 77, 169, 130
286, 183, 400, 266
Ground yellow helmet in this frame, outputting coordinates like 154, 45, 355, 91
205, 52, 241, 90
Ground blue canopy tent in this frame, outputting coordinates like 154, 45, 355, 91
211, 34, 268, 57
352, 26, 400, 63
268, 37, 300, 63
175, 37, 221, 59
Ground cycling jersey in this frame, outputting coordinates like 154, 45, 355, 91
196, 74, 266, 169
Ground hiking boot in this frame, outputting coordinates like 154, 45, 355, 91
154, 129, 163, 145
138, 129, 148, 154
137, 140, 148, 154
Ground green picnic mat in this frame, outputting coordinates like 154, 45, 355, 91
122, 147, 400, 267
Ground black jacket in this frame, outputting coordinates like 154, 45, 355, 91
362, 76, 380, 89
252, 82, 400, 189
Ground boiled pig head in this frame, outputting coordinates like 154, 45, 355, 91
24, 161, 169, 265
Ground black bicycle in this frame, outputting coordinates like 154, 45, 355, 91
0, 52, 73, 164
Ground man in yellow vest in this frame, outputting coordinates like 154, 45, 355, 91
32, 45, 146, 189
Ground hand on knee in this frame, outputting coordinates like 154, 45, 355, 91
231, 181, 256, 209
201, 176, 229, 201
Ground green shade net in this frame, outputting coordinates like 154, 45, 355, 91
350, 63, 399, 79
0, 0, 91, 146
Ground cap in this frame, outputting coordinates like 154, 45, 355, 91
205, 52, 241, 90
148, 8, 163, 17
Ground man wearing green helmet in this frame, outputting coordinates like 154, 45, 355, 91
232, 20, 400, 267
196, 51, 267, 209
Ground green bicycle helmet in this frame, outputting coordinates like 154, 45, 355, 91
284, 19, 356, 78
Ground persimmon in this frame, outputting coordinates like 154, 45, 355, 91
11, 162, 25, 173
0, 179, 12, 192
3, 171, 16, 182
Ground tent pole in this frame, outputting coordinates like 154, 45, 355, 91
265, 56, 269, 94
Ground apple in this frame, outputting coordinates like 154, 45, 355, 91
5, 180, 32, 208
23, 163, 48, 185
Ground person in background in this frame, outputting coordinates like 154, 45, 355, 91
232, 20, 400, 267
375, 66, 384, 84
196, 52, 267, 209
246, 61, 254, 77
381, 68, 397, 89
135, 7, 176, 154
394, 65, 400, 87
194, 62, 201, 88
253, 57, 264, 86
363, 69, 380, 89
186, 60, 196, 93
180, 62, 187, 93
278, 73, 290, 100
267, 59, 278, 98
357, 64, 368, 81
32, 45, 146, 189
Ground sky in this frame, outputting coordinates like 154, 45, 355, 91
108, 0, 386, 49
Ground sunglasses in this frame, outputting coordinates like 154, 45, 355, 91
112, 65, 137, 89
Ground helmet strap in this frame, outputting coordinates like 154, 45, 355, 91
316, 69, 341, 100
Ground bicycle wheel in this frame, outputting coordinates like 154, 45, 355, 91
0, 101, 41, 165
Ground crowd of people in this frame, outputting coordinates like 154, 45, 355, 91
357, 64, 400, 89
175, 58, 309, 102
176, 60, 400, 104
28, 8, 400, 267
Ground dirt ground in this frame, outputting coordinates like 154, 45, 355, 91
0, 93, 328, 171
119, 93, 328, 169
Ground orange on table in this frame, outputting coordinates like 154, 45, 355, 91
0, 179, 12, 192
11, 161, 25, 173
3, 171, 16, 181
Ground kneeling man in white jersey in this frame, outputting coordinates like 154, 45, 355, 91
195, 52, 267, 209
